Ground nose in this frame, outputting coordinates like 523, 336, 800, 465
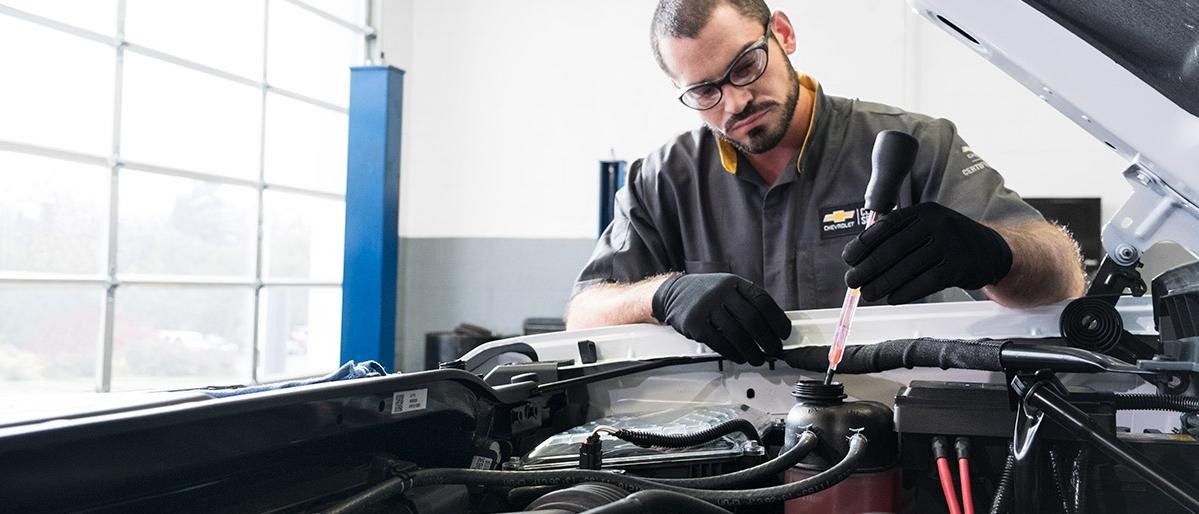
721, 83, 752, 114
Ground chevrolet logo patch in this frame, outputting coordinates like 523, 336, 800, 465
823, 210, 855, 223
820, 203, 868, 239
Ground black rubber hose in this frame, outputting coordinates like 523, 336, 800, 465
322, 434, 867, 512
1073, 447, 1089, 514
508, 485, 565, 508
783, 338, 1009, 373
611, 419, 761, 448
1112, 394, 1199, 413
323, 477, 408, 514
526, 482, 630, 513
988, 445, 1016, 514
1048, 445, 1075, 514
646, 429, 818, 488
577, 490, 735, 514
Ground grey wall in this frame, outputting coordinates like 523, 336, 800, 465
395, 237, 597, 372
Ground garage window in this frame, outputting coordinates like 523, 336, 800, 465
0, 0, 374, 392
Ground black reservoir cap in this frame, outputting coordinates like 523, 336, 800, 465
865, 130, 919, 213
792, 380, 847, 404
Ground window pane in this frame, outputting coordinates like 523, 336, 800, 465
118, 170, 257, 278
299, 0, 366, 26
257, 286, 341, 380
0, 285, 103, 393
2, 0, 117, 37
263, 191, 345, 280
0, 152, 109, 274
267, 0, 363, 106
124, 0, 265, 80
121, 52, 261, 179
112, 286, 252, 390
0, 15, 113, 155
263, 92, 348, 192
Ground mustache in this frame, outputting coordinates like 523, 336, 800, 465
724, 101, 776, 132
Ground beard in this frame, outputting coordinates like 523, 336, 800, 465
714, 61, 801, 155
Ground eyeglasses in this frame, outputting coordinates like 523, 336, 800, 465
678, 28, 771, 111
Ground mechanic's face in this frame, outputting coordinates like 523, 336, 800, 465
659, 7, 800, 154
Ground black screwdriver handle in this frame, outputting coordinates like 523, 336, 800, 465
864, 130, 919, 213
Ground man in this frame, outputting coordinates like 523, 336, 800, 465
566, 0, 1085, 366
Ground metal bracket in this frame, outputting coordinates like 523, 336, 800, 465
1086, 257, 1146, 298
1102, 163, 1199, 267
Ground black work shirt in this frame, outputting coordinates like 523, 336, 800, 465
574, 77, 1043, 310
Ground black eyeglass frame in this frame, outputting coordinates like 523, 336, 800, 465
677, 27, 773, 111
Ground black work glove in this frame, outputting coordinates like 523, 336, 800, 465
842, 202, 1012, 305
651, 273, 792, 365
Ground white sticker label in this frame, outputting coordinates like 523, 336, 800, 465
469, 456, 494, 470
391, 389, 428, 414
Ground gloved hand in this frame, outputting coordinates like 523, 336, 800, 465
842, 202, 1012, 305
652, 273, 792, 365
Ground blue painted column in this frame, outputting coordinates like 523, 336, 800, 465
598, 160, 627, 237
341, 66, 404, 370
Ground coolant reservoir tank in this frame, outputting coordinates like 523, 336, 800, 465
783, 380, 900, 514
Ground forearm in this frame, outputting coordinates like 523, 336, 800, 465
983, 221, 1085, 307
565, 274, 678, 330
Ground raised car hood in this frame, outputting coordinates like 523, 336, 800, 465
909, 0, 1199, 263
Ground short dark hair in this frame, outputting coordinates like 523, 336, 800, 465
650, 0, 772, 73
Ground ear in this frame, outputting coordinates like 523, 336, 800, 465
769, 11, 797, 55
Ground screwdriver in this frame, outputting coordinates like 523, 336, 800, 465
824, 130, 920, 386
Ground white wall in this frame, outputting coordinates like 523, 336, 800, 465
380, 0, 1134, 239
384, 0, 696, 239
